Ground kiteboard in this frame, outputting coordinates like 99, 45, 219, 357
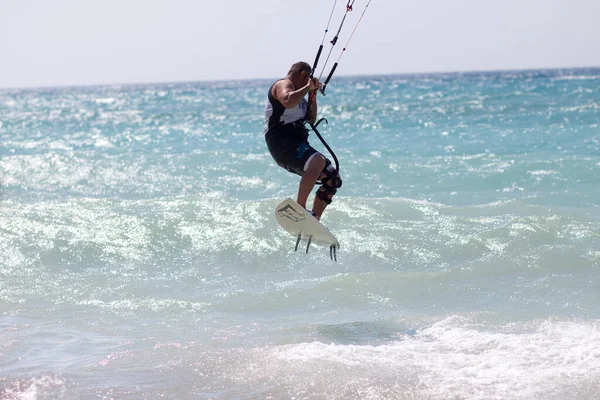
274, 198, 340, 261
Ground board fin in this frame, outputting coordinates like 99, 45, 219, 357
295, 233, 302, 252
306, 236, 312, 254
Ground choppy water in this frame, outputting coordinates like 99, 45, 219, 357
1, 68, 600, 399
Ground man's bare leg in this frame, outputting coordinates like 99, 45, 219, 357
297, 154, 325, 212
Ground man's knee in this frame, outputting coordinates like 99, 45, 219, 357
305, 153, 326, 173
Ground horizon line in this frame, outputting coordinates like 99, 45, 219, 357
1, 65, 599, 92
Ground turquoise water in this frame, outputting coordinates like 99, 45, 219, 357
1, 69, 599, 399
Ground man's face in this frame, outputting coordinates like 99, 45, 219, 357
299, 71, 310, 85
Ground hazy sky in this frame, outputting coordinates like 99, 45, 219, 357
1, 0, 599, 88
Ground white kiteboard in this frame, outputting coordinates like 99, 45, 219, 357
274, 198, 340, 260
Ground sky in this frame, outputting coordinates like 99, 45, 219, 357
1, 0, 599, 88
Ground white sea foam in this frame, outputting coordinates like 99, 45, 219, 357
265, 317, 600, 399
94, 97, 117, 104
2, 375, 66, 400
553, 75, 600, 81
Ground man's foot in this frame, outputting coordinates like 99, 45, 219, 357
303, 207, 318, 219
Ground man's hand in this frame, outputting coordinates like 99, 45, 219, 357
308, 77, 322, 92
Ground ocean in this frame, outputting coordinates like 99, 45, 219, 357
1, 68, 599, 399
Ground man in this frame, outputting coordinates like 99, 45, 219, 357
264, 61, 342, 221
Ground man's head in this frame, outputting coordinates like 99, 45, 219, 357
287, 61, 312, 86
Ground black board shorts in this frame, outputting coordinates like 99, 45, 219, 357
265, 122, 320, 176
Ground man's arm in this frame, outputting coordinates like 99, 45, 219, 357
273, 79, 317, 109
